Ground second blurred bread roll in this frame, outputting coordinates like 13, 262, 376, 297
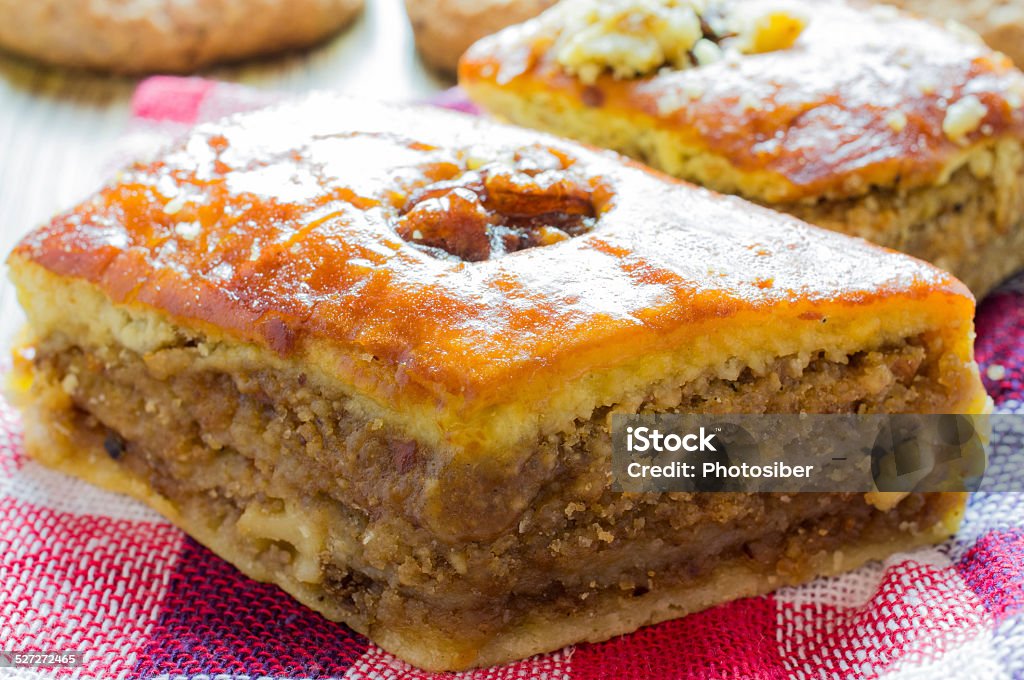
0, 0, 364, 74
405, 0, 556, 74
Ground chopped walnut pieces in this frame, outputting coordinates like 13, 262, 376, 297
397, 188, 496, 262
548, 0, 808, 84
483, 166, 595, 218
885, 110, 908, 133
943, 95, 988, 144
395, 145, 604, 261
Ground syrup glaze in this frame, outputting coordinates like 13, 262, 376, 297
12, 97, 968, 399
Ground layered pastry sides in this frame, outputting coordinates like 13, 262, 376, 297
8, 98, 989, 671
459, 0, 1024, 296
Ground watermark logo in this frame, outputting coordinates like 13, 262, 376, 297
625, 426, 718, 453
611, 413, 998, 493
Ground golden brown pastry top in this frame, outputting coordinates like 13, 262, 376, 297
10, 96, 971, 411
459, 0, 1024, 203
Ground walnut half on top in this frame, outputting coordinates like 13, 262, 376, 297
395, 145, 609, 261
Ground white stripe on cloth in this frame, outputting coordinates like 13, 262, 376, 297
879, 630, 1010, 680
992, 614, 1024, 678
0, 460, 170, 524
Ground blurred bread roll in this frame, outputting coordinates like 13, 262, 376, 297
0, 0, 364, 74
405, 0, 556, 74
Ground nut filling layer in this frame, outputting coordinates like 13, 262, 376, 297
26, 329, 961, 649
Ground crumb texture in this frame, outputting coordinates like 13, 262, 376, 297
17, 319, 971, 669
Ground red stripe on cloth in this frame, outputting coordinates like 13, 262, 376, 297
0, 497, 183, 677
975, 288, 1024, 404
956, 529, 1024, 622
570, 596, 788, 680
133, 537, 369, 677
776, 559, 989, 679
131, 76, 218, 124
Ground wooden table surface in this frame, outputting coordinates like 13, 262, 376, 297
0, 0, 450, 347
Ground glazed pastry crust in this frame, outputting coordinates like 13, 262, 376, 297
405, 0, 556, 74
0, 0, 364, 74
9, 96, 980, 444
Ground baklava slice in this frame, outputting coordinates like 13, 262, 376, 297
8, 97, 988, 671
459, 0, 1024, 296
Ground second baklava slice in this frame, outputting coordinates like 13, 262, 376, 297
460, 0, 1024, 295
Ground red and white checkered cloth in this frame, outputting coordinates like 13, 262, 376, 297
2, 76, 1023, 680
